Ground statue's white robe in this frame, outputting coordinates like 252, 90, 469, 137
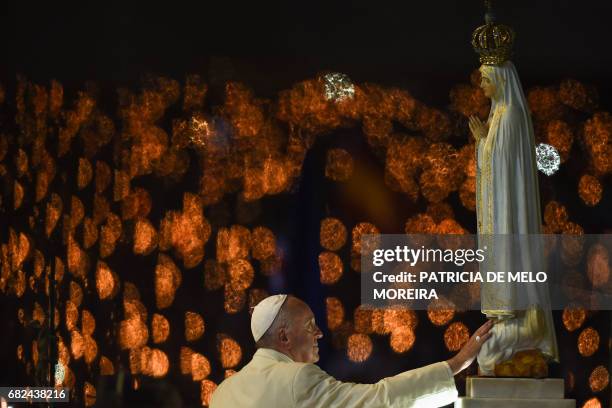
476, 62, 559, 374
210, 348, 457, 408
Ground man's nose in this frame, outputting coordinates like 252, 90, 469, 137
315, 326, 323, 339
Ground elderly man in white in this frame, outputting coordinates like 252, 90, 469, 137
211, 294, 493, 407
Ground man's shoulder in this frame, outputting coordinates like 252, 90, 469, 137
292, 362, 332, 385
210, 360, 317, 406
216, 359, 312, 389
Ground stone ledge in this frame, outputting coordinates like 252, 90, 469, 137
466, 377, 564, 399
455, 397, 575, 408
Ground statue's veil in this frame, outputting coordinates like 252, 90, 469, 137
476, 61, 559, 374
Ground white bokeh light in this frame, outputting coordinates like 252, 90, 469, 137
536, 143, 561, 176
323, 73, 355, 102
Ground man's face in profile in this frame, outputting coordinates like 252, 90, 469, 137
286, 299, 323, 363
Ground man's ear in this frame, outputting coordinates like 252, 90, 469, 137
278, 327, 290, 345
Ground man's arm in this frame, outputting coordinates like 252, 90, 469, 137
294, 361, 457, 408
294, 320, 494, 407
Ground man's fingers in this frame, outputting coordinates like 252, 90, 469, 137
482, 319, 494, 330
477, 320, 494, 334
473, 331, 493, 346
479, 332, 493, 344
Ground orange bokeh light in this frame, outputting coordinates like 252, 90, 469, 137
427, 297, 456, 326
578, 174, 603, 207
347, 333, 373, 363
45, 193, 62, 237
587, 243, 610, 288
113, 170, 131, 202
191, 352, 212, 381
95, 261, 119, 300
383, 307, 418, 334
353, 306, 373, 334
562, 306, 586, 332
204, 260, 226, 291
71, 330, 84, 359
326, 297, 345, 330
152, 313, 170, 344
224, 286, 247, 314
155, 254, 182, 309
140, 347, 170, 378
83, 381, 96, 407
218, 335, 242, 369
160, 193, 211, 268
99, 213, 122, 258
589, 365, 610, 393
351, 222, 380, 257
217, 225, 251, 263
546, 120, 574, 162
582, 398, 602, 408
390, 326, 416, 353
180, 346, 195, 375
14, 181, 24, 210
578, 327, 600, 357
65, 301, 79, 331
81, 309, 95, 336
78, 158, 93, 190
100, 356, 115, 375
83, 334, 98, 364
227, 259, 255, 291
320, 218, 347, 251
119, 317, 149, 350
248, 288, 269, 310
444, 322, 470, 352
543, 201, 569, 233
200, 379, 217, 406
67, 233, 88, 280
95, 160, 111, 194
133, 218, 158, 255
325, 148, 354, 181
185, 311, 205, 342
319, 252, 343, 285
251, 226, 276, 261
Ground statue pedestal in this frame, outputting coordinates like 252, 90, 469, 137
454, 377, 575, 407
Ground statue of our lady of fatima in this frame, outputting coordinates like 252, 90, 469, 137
469, 0, 559, 377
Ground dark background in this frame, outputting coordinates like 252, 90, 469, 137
1, 1, 611, 407
3, 0, 612, 106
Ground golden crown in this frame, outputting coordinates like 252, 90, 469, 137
471, 0, 515, 65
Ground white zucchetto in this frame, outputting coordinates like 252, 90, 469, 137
251, 294, 288, 342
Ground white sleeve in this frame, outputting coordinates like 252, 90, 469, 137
293, 361, 457, 408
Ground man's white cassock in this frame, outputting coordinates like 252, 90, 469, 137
210, 348, 457, 407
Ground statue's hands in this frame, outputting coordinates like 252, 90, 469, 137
446, 319, 494, 375
469, 115, 488, 142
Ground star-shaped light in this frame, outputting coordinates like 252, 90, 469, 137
536, 143, 561, 176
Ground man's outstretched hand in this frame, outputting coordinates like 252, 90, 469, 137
446, 320, 494, 375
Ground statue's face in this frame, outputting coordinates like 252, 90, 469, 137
480, 75, 496, 99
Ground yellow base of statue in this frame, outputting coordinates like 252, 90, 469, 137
493, 349, 548, 378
